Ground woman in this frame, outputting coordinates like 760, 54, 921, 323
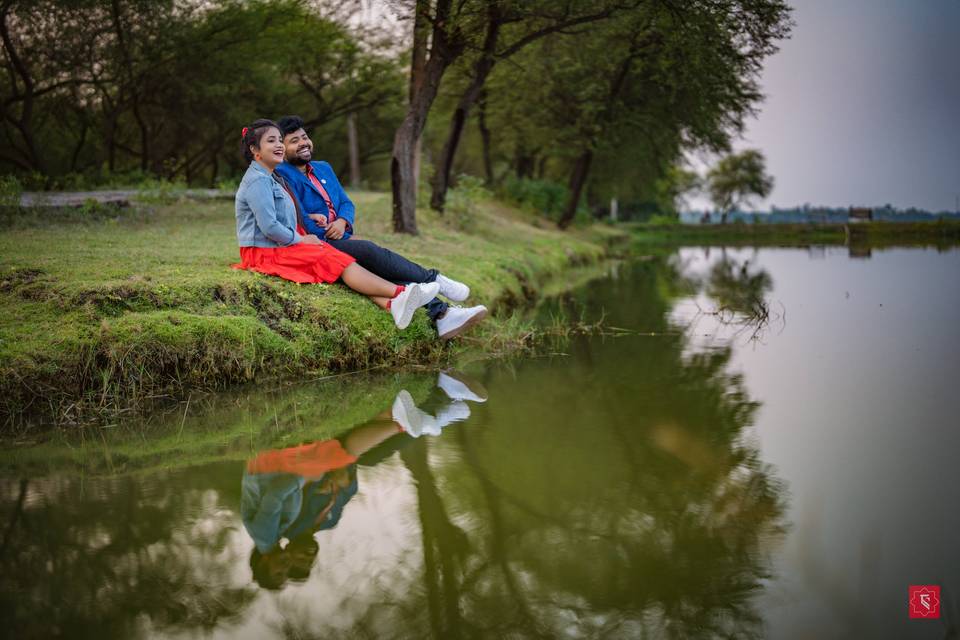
233, 119, 437, 329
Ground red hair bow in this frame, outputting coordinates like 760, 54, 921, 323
241, 127, 249, 139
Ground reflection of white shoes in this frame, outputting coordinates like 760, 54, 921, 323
435, 274, 469, 302
435, 400, 471, 427
392, 390, 436, 437
391, 282, 440, 329
436, 305, 487, 340
438, 371, 488, 403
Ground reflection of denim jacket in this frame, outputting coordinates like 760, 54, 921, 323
235, 161, 304, 248
241, 471, 305, 553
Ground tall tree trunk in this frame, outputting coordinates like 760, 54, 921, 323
477, 89, 494, 186
391, 0, 462, 234
558, 150, 593, 229
345, 112, 361, 187
430, 15, 501, 212
0, 2, 42, 172
557, 43, 639, 230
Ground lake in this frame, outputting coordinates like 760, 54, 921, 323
1, 244, 957, 639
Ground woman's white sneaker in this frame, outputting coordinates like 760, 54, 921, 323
436, 305, 487, 340
435, 274, 470, 302
391, 282, 440, 329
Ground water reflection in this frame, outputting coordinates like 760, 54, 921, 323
241, 372, 488, 591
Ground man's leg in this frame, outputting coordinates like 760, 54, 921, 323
328, 238, 448, 321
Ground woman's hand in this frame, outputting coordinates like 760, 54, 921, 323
300, 234, 324, 245
307, 213, 328, 226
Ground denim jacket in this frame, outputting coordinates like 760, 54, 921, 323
275, 161, 356, 240
235, 161, 304, 248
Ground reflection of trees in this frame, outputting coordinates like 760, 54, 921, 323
383, 258, 787, 639
0, 465, 255, 639
706, 255, 773, 319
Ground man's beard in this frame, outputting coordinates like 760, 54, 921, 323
286, 154, 308, 166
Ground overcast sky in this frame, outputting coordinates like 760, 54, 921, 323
689, 0, 960, 213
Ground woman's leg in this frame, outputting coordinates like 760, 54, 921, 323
340, 262, 400, 301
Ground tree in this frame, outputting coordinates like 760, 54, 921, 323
707, 149, 774, 223
653, 165, 702, 217
390, 0, 473, 234
427, 0, 630, 213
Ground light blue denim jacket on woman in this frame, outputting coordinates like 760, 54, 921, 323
235, 161, 305, 248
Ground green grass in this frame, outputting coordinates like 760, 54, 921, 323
0, 192, 625, 427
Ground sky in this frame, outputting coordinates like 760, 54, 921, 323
689, 0, 960, 213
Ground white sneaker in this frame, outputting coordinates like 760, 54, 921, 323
435, 274, 470, 302
436, 304, 487, 340
437, 371, 488, 403
434, 400, 471, 427
390, 281, 440, 329
392, 390, 437, 437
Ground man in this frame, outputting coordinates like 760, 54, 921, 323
274, 115, 487, 340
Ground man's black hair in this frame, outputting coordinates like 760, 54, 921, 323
277, 115, 305, 138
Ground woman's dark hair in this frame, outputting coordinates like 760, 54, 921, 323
240, 118, 279, 163
277, 115, 305, 138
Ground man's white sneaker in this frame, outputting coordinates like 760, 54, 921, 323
392, 390, 437, 437
437, 371, 488, 403
434, 400, 471, 427
435, 274, 470, 302
436, 304, 487, 340
390, 281, 440, 329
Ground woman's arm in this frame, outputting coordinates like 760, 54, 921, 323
247, 178, 302, 246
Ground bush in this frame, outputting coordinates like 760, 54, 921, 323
500, 177, 568, 219
0, 175, 23, 208
446, 174, 490, 232
647, 213, 680, 226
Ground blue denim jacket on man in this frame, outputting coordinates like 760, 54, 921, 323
275, 160, 356, 239
235, 161, 304, 247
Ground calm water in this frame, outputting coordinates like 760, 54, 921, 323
1, 246, 958, 639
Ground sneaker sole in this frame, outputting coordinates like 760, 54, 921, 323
439, 307, 488, 340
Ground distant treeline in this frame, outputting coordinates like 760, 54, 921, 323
0, 0, 792, 231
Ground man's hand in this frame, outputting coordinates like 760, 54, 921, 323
307, 213, 328, 227
324, 218, 348, 240
300, 234, 324, 245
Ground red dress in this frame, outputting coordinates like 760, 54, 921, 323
233, 242, 355, 284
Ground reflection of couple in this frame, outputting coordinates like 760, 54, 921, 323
241, 371, 487, 589
234, 116, 487, 339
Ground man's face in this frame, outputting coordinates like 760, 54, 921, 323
283, 128, 313, 166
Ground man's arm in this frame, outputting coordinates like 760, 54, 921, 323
318, 162, 355, 231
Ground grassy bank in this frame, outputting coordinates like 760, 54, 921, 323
0, 192, 624, 428
628, 219, 960, 249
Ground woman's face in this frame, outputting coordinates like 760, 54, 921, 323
251, 126, 284, 169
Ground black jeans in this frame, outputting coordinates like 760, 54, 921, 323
327, 238, 447, 320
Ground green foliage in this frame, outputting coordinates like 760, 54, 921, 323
647, 214, 681, 226
446, 174, 491, 232
0, 175, 22, 208
653, 166, 702, 216
136, 177, 189, 204
500, 177, 569, 218
707, 149, 775, 215
0, 0, 405, 187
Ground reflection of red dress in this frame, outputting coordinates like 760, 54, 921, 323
232, 243, 355, 284
246, 440, 357, 479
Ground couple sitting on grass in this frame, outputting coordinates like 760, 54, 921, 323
234, 116, 487, 339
